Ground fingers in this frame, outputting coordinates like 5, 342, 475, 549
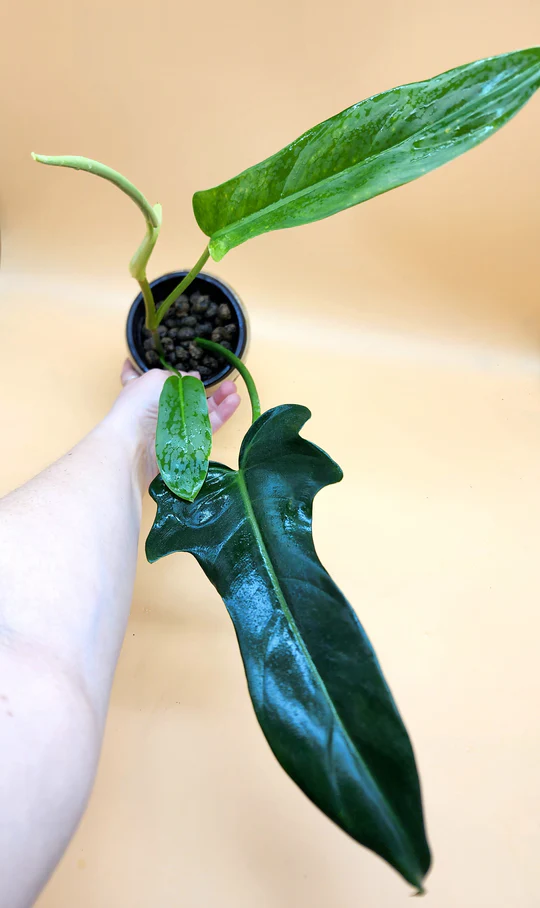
209, 392, 241, 433
119, 359, 240, 434
212, 380, 237, 406
120, 359, 140, 386
208, 380, 237, 412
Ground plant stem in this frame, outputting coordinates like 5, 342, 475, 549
155, 246, 210, 325
159, 354, 182, 378
195, 338, 261, 423
153, 329, 165, 357
129, 205, 162, 284
31, 154, 160, 227
139, 278, 158, 330
32, 153, 163, 334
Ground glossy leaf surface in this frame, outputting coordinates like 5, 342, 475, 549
193, 48, 540, 260
147, 404, 431, 889
155, 374, 211, 501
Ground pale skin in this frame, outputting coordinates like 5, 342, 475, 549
0, 361, 240, 908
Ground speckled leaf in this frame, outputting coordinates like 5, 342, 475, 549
155, 375, 211, 501
146, 405, 431, 890
193, 47, 540, 260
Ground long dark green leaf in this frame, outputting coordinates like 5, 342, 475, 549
193, 47, 540, 260
155, 375, 212, 501
146, 404, 431, 889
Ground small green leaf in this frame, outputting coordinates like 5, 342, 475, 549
155, 375, 212, 501
193, 47, 540, 260
147, 405, 431, 889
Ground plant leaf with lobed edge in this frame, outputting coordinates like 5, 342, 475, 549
193, 47, 540, 260
146, 404, 431, 890
155, 374, 212, 501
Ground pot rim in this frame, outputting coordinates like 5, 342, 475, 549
126, 269, 249, 390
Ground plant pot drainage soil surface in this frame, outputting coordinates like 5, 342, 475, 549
144, 289, 237, 379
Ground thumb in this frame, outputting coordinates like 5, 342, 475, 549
120, 358, 140, 386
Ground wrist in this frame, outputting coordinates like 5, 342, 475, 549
96, 410, 150, 501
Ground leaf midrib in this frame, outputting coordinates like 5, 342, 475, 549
177, 376, 186, 435
210, 58, 539, 248
234, 467, 421, 882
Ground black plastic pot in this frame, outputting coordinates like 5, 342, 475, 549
126, 270, 249, 391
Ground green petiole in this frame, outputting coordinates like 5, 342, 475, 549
155, 247, 210, 324
194, 338, 260, 423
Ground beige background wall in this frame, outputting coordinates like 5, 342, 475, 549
1, 1, 540, 906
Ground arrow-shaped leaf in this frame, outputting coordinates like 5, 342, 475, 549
193, 47, 540, 260
147, 404, 431, 889
155, 374, 212, 501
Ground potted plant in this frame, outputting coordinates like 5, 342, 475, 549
34, 46, 540, 892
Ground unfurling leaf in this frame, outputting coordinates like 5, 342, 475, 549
155, 375, 212, 501
146, 404, 431, 890
193, 48, 540, 260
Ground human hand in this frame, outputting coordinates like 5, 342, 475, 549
109, 359, 241, 489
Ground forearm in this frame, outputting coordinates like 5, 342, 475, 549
0, 364, 239, 907
0, 411, 145, 907
0, 413, 144, 711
